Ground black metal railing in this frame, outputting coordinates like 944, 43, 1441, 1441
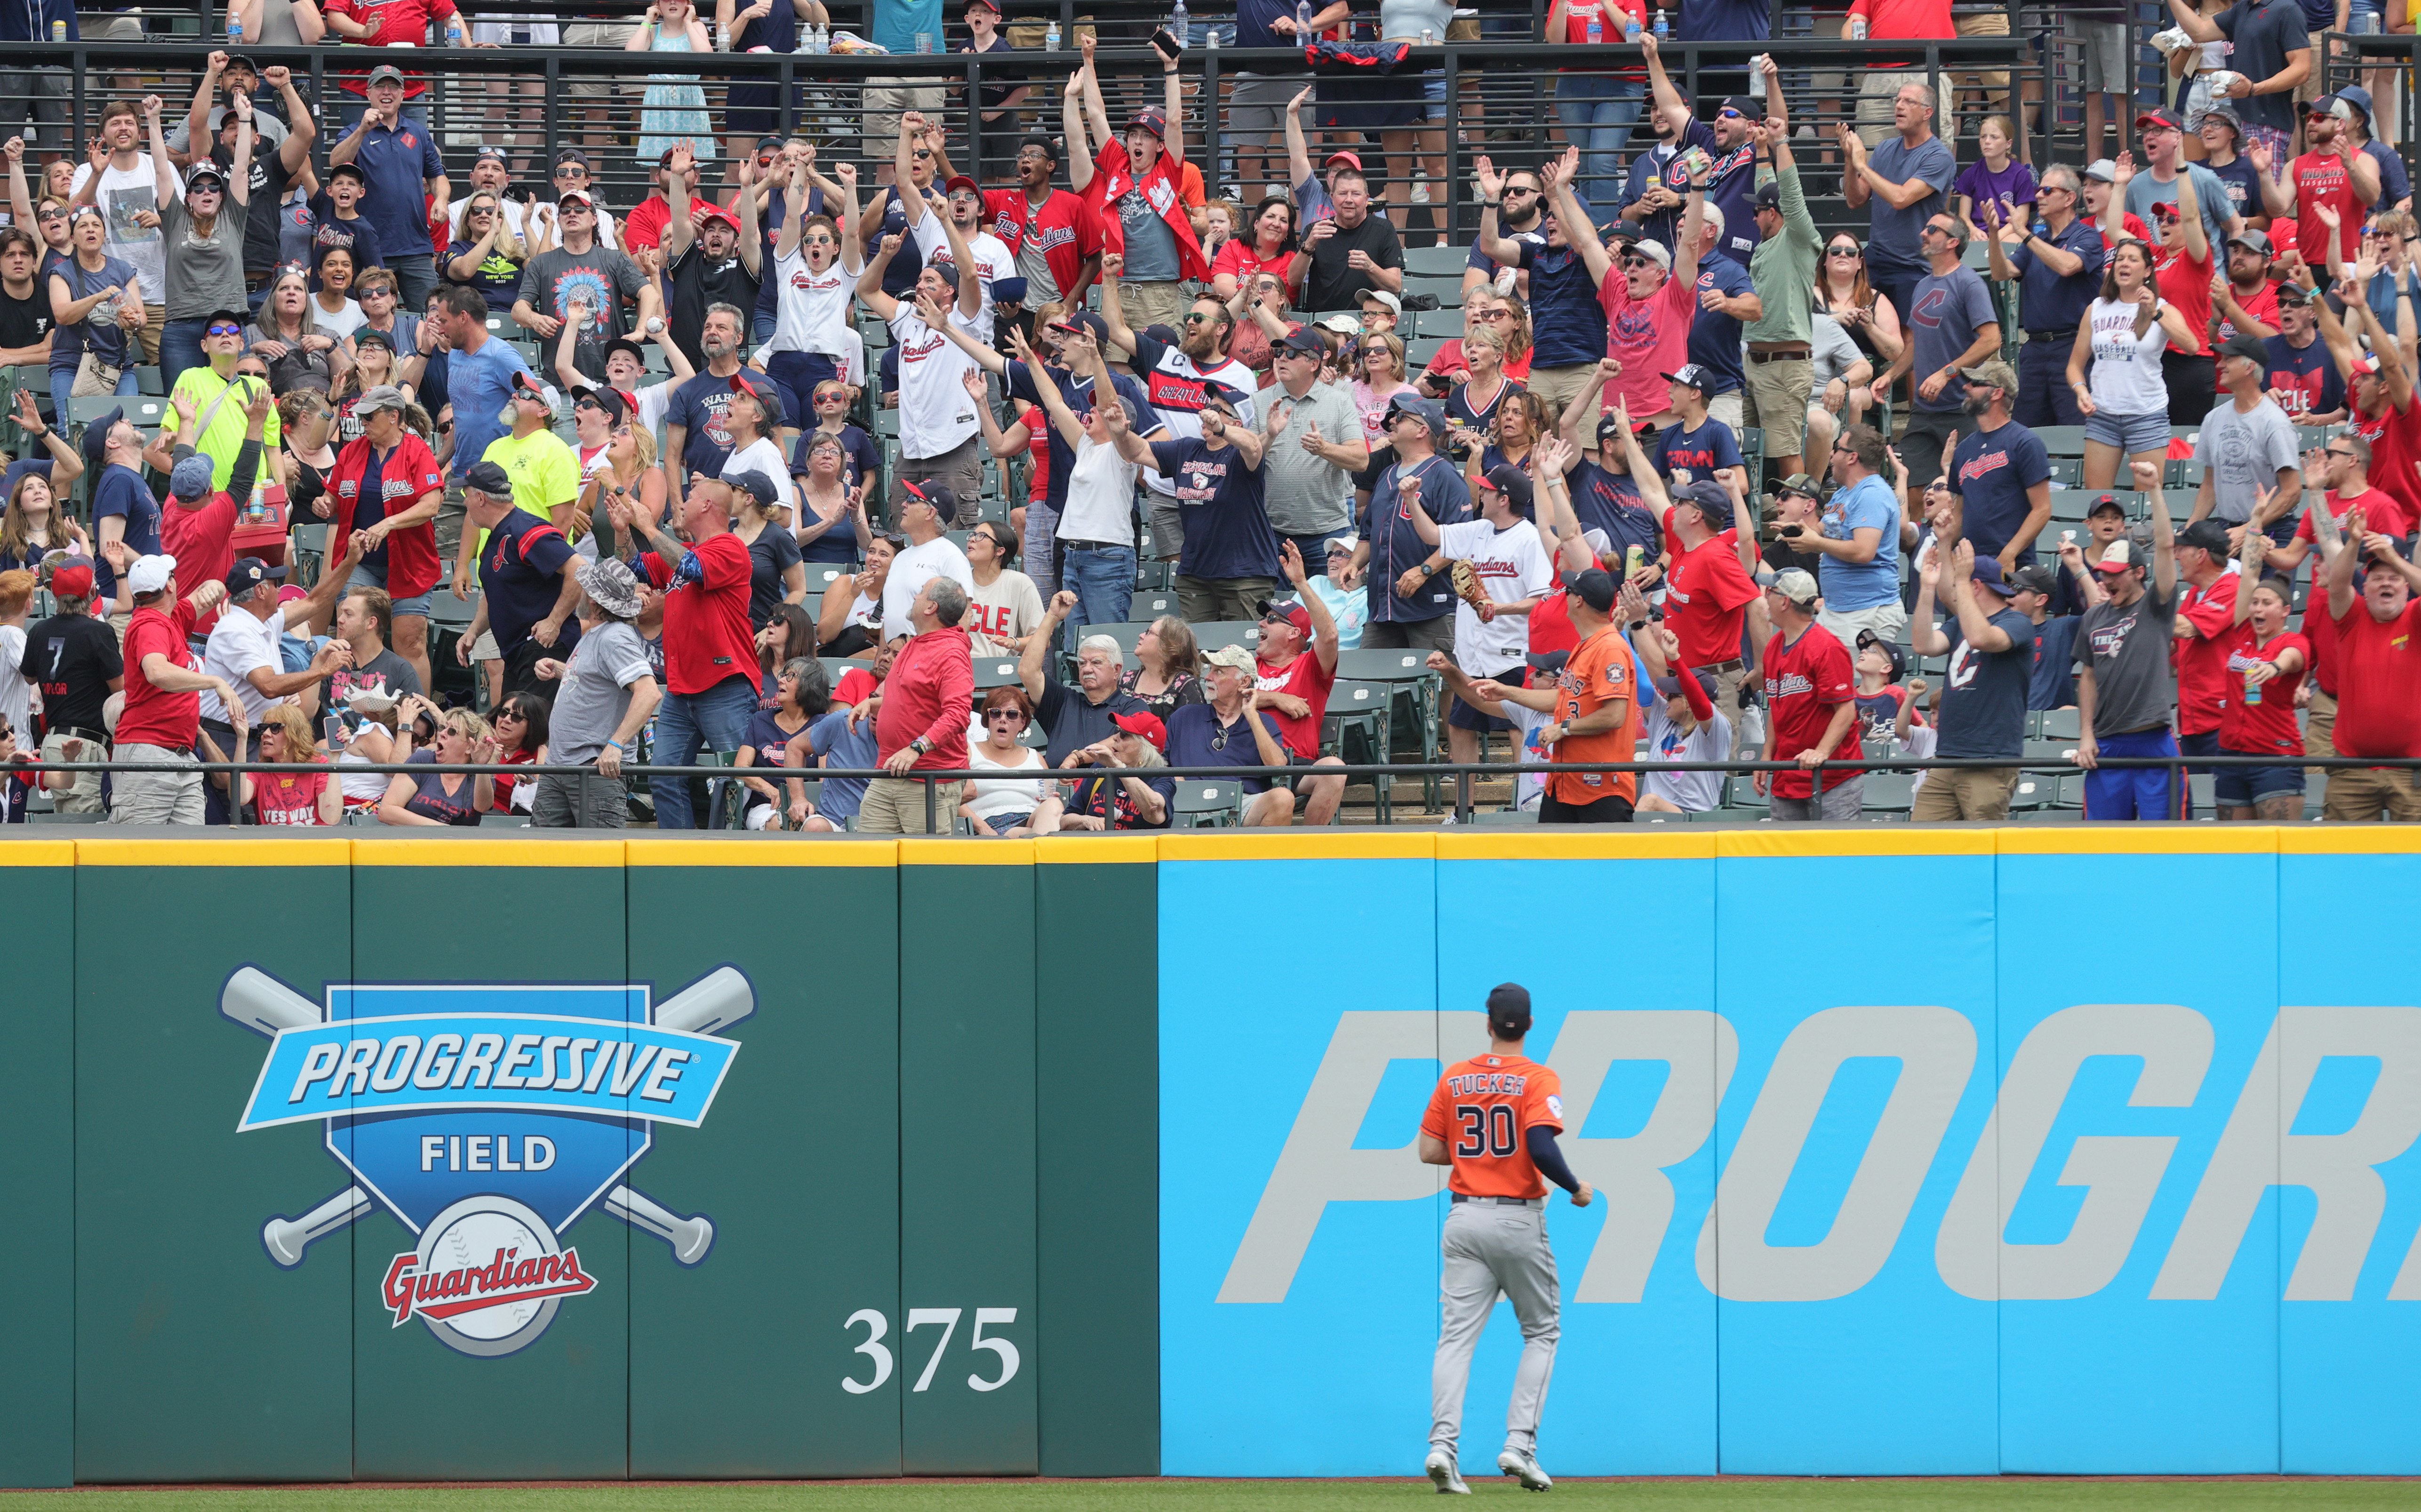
23, 751, 2410, 832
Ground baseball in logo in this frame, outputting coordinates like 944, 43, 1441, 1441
223, 965, 754, 1358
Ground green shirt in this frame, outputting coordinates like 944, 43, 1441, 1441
1743, 164, 1822, 348
163, 367, 282, 493
477, 427, 581, 553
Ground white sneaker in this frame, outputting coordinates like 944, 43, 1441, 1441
1426, 1448, 1470, 1494
1498, 1445, 1552, 1491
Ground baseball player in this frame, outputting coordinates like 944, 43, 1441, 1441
1417, 983, 1592, 1494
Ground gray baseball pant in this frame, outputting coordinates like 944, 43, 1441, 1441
1430, 1196, 1560, 1461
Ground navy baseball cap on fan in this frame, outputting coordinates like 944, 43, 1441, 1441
1486, 983, 1533, 1038
1970, 555, 2013, 595
462, 460, 513, 498
1675, 478, 1732, 532
1279, 328, 1326, 358
1049, 310, 1109, 341
602, 336, 647, 370
901, 478, 959, 518
727, 470, 783, 511
2086, 492, 2127, 518
80, 404, 121, 470
1663, 363, 1715, 394
1128, 105, 1168, 140
2010, 563, 2058, 598
1257, 597, 1314, 637
224, 556, 288, 597
1854, 627, 1907, 678
168, 454, 216, 501
1569, 567, 1618, 613
1384, 394, 1449, 438
1479, 464, 1534, 517
1653, 667, 1720, 701
1595, 412, 1632, 443
2176, 519, 2234, 555
1721, 96, 1761, 120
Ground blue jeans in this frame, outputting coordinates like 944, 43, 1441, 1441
48, 360, 139, 424
648, 672, 758, 829
161, 316, 214, 393
1555, 74, 1642, 226
1060, 542, 1135, 629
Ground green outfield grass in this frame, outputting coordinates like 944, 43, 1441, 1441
15, 1480, 2418, 1512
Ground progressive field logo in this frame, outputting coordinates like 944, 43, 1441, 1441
223, 966, 754, 1358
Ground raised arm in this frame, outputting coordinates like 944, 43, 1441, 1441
1283, 83, 1316, 192
855, 232, 903, 321
1641, 32, 1691, 138
144, 95, 174, 208
1156, 36, 1185, 174
1542, 145, 1614, 288
1064, 69, 1096, 195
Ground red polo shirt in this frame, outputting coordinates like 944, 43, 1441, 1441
874, 625, 973, 770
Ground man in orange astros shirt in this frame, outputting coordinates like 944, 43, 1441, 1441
1417, 983, 1595, 1495
1472, 567, 1641, 822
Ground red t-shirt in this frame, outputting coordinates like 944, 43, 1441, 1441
1662, 511, 1758, 670
1210, 240, 1299, 297
2218, 625, 2308, 756
874, 625, 973, 769
2352, 392, 2421, 528
116, 600, 202, 751
2172, 570, 2240, 736
640, 531, 760, 696
1601, 270, 1695, 416
2294, 488, 2405, 698
2213, 280, 2279, 376
1528, 586, 1576, 657
1021, 407, 1051, 503
162, 493, 239, 637
252, 765, 333, 825
1254, 648, 1336, 760
2293, 151, 2364, 268
324, 0, 457, 95
1762, 622, 1860, 798
330, 432, 447, 599
834, 665, 878, 707
1085, 141, 1209, 284
491, 744, 536, 812
622, 195, 673, 252
2153, 241, 2213, 355
2329, 599, 2421, 758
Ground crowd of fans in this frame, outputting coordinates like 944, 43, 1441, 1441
0, 0, 2417, 832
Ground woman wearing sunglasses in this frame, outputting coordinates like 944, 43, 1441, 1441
735, 656, 830, 830
150, 93, 254, 391
961, 685, 1055, 837
444, 192, 530, 307
47, 203, 142, 415
1816, 237, 1905, 375
485, 691, 551, 816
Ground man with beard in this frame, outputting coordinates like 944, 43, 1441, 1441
1614, 106, 1684, 252
1943, 359, 2053, 575
2263, 98, 2380, 275
1099, 264, 1258, 561
984, 134, 1103, 348
660, 145, 764, 372
664, 304, 791, 516
1466, 166, 1547, 302
1639, 34, 1759, 266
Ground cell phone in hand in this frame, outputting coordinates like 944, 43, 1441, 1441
324, 716, 347, 748
1150, 26, 1181, 55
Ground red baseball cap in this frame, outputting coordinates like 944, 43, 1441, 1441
1110, 709, 1167, 750
1257, 597, 1313, 637
1325, 149, 1362, 170
49, 561, 92, 600
697, 203, 741, 232
944, 174, 981, 197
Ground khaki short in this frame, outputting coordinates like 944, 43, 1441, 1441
1119, 278, 1193, 331
1525, 363, 1598, 421
2322, 764, 2421, 821
1743, 356, 1814, 460
1446, 14, 1481, 40
2298, 30, 2330, 104
865, 81, 949, 162
1951, 11, 2013, 97
564, 22, 640, 100
1910, 764, 2020, 822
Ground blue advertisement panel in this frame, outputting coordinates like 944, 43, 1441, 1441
1711, 832, 1999, 1474
1994, 832, 2280, 1473
1160, 838, 1442, 1476
1159, 832, 2421, 1480
2276, 834, 2421, 1475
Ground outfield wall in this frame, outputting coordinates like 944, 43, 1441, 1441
5, 830, 2420, 1483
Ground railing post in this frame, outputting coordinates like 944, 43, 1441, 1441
543, 51, 560, 170
1441, 42, 1460, 246
923, 772, 935, 833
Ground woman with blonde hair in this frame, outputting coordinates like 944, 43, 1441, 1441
1121, 615, 1203, 721
227, 703, 340, 826
2067, 238, 2199, 489
1352, 332, 1420, 448
0, 468, 87, 573
376, 695, 495, 826
445, 191, 530, 306
278, 388, 338, 506
578, 416, 667, 549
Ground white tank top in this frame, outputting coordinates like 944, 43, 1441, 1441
2085, 296, 2173, 417
769, 245, 856, 360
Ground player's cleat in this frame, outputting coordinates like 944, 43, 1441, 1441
1426, 1449, 1470, 1495
1498, 1445, 1553, 1491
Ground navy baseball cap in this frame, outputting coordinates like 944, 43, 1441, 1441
224, 556, 288, 596
1970, 555, 2012, 595
1479, 464, 1535, 517
1675, 478, 1732, 532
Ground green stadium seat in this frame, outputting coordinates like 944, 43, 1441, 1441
1323, 678, 1386, 765
2033, 425, 2088, 457
2040, 707, 2082, 739
1862, 770, 1918, 813
1402, 243, 1468, 278
973, 656, 1023, 689
1333, 647, 1444, 823
1171, 779, 1243, 827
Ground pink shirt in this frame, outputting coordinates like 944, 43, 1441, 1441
1598, 268, 1696, 417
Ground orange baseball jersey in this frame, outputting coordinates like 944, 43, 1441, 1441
1421, 1054, 1565, 1200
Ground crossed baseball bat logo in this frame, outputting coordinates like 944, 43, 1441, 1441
223, 967, 753, 1270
